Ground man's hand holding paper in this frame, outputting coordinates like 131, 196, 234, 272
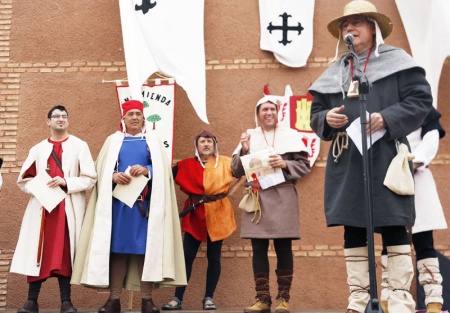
347, 111, 387, 155
26, 171, 67, 213
112, 165, 150, 208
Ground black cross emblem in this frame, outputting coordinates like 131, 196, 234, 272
135, 0, 157, 14
267, 13, 304, 46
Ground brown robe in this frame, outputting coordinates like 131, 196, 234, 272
232, 150, 310, 239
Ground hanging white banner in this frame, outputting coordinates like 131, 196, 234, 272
395, 0, 450, 108
116, 83, 176, 164
119, 0, 208, 123
259, 0, 315, 68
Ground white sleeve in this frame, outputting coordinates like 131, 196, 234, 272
412, 129, 439, 171
65, 141, 97, 194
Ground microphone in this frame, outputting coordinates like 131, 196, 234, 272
344, 33, 357, 58
344, 33, 354, 45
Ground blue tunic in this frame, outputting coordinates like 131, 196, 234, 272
111, 137, 152, 254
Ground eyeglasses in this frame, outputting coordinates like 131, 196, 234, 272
51, 115, 68, 120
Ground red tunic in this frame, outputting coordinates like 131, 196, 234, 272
26, 138, 71, 282
176, 158, 207, 242
176, 156, 236, 242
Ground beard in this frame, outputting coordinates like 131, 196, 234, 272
199, 149, 213, 157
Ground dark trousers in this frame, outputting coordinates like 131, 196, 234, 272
344, 225, 410, 249
27, 275, 71, 302
174, 232, 223, 300
412, 230, 437, 260
377, 229, 436, 260
251, 238, 293, 274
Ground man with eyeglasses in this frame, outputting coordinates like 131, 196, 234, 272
11, 105, 97, 313
71, 100, 185, 313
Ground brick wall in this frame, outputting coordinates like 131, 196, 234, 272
2, 0, 450, 310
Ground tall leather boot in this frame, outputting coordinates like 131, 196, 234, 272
275, 269, 293, 313
386, 245, 415, 313
417, 258, 443, 313
344, 247, 370, 313
244, 272, 271, 313
380, 254, 390, 313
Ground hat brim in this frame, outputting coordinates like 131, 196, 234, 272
327, 12, 393, 39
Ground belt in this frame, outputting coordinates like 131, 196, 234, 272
188, 193, 227, 203
136, 195, 148, 218
179, 193, 227, 219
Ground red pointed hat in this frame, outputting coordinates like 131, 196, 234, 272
121, 100, 144, 117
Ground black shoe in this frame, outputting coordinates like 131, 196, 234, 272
98, 299, 121, 313
61, 301, 77, 313
142, 298, 160, 313
18, 300, 39, 313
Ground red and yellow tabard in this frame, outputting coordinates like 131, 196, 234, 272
175, 155, 236, 242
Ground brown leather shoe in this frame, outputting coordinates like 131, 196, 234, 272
275, 298, 289, 313
61, 301, 78, 313
17, 300, 39, 313
142, 299, 160, 313
244, 299, 271, 313
427, 302, 443, 313
98, 299, 121, 313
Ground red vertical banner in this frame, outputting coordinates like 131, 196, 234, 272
289, 94, 320, 166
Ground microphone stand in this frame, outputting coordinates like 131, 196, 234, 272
347, 42, 383, 313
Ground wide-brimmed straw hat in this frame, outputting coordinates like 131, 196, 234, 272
327, 0, 393, 39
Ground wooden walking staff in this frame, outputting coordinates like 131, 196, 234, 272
36, 166, 53, 266
36, 206, 45, 267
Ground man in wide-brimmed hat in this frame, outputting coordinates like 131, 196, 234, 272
309, 1, 433, 313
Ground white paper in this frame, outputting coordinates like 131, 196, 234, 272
112, 166, 150, 208
258, 171, 286, 189
346, 112, 387, 155
26, 171, 67, 213
240, 148, 285, 189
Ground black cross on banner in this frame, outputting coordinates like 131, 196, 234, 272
135, 0, 157, 14
267, 12, 304, 46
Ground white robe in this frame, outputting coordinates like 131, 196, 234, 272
71, 131, 186, 290
408, 128, 447, 233
10, 135, 97, 277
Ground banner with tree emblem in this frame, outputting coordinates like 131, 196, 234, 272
116, 82, 176, 164
259, 0, 315, 68
119, 0, 207, 123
